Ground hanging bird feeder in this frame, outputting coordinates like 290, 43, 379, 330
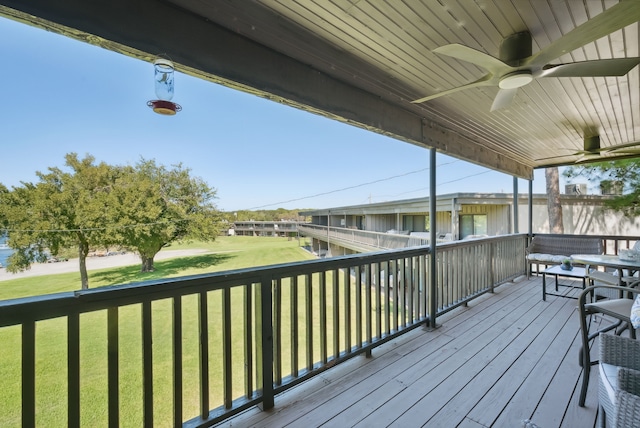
147, 58, 182, 115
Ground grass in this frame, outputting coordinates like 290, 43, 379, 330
0, 236, 333, 427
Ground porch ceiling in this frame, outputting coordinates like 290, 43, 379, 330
2, 0, 639, 180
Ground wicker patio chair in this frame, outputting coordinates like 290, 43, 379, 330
578, 285, 638, 408
598, 333, 640, 428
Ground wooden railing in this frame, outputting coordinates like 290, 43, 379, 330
298, 224, 432, 250
0, 234, 527, 427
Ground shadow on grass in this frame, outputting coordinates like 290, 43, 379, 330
90, 253, 236, 286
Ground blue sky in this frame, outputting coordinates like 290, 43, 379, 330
0, 16, 562, 212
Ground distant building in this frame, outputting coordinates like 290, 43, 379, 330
298, 192, 640, 257
231, 220, 300, 237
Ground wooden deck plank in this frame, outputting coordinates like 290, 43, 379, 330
215, 277, 599, 428
236, 281, 529, 427
386, 284, 572, 426
468, 296, 577, 426
471, 298, 581, 426
352, 284, 549, 426
427, 294, 578, 426
295, 284, 534, 426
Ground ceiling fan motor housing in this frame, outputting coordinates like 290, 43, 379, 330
584, 135, 600, 152
499, 31, 532, 66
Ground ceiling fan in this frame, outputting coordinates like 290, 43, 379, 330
537, 135, 640, 164
412, 0, 640, 111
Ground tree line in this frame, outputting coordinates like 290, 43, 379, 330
221, 209, 310, 223
0, 153, 221, 289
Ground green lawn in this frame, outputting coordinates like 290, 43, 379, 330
1, 236, 343, 427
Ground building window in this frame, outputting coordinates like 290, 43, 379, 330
460, 214, 487, 239
403, 215, 428, 232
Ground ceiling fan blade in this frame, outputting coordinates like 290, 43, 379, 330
536, 153, 573, 162
411, 74, 494, 104
541, 58, 640, 78
490, 88, 518, 111
602, 140, 640, 154
433, 44, 511, 74
609, 149, 640, 155
525, 0, 640, 68
535, 149, 602, 162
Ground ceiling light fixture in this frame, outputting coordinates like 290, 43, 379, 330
498, 71, 533, 90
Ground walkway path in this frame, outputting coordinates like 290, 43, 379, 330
0, 249, 210, 282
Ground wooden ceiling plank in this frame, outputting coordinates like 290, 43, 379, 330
466, 0, 518, 39
269, 0, 437, 104
403, 1, 499, 95
331, 0, 458, 90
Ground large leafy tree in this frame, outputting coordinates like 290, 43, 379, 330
110, 159, 220, 272
564, 159, 640, 215
0, 153, 118, 289
0, 154, 221, 286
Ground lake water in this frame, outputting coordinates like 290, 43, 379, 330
0, 248, 12, 267
0, 235, 13, 267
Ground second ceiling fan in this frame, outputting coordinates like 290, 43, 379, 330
537, 135, 640, 164
412, 0, 640, 111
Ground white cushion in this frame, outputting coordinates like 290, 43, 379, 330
527, 253, 566, 263
600, 362, 619, 405
631, 294, 640, 329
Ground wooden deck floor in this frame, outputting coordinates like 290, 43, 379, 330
218, 275, 604, 427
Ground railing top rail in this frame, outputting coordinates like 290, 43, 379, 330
298, 224, 413, 239
531, 233, 639, 241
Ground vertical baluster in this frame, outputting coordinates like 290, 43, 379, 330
142, 301, 154, 427
458, 247, 462, 305
273, 278, 282, 385
305, 273, 313, 371
244, 284, 253, 398
446, 249, 452, 306
383, 261, 390, 335
422, 254, 433, 319
172, 298, 183, 425
198, 292, 209, 418
319, 271, 327, 364
222, 289, 232, 409
355, 265, 362, 348
344, 268, 351, 354
375, 262, 382, 340
420, 255, 427, 319
68, 313, 80, 428
406, 257, 414, 324
332, 269, 340, 359
256, 276, 274, 410
413, 257, 420, 322
108, 307, 119, 428
22, 320, 35, 428
290, 276, 299, 377
365, 263, 372, 355
399, 258, 406, 328
392, 260, 399, 333
487, 242, 501, 293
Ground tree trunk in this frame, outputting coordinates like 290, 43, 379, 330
140, 254, 155, 272
545, 167, 564, 233
78, 239, 90, 289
